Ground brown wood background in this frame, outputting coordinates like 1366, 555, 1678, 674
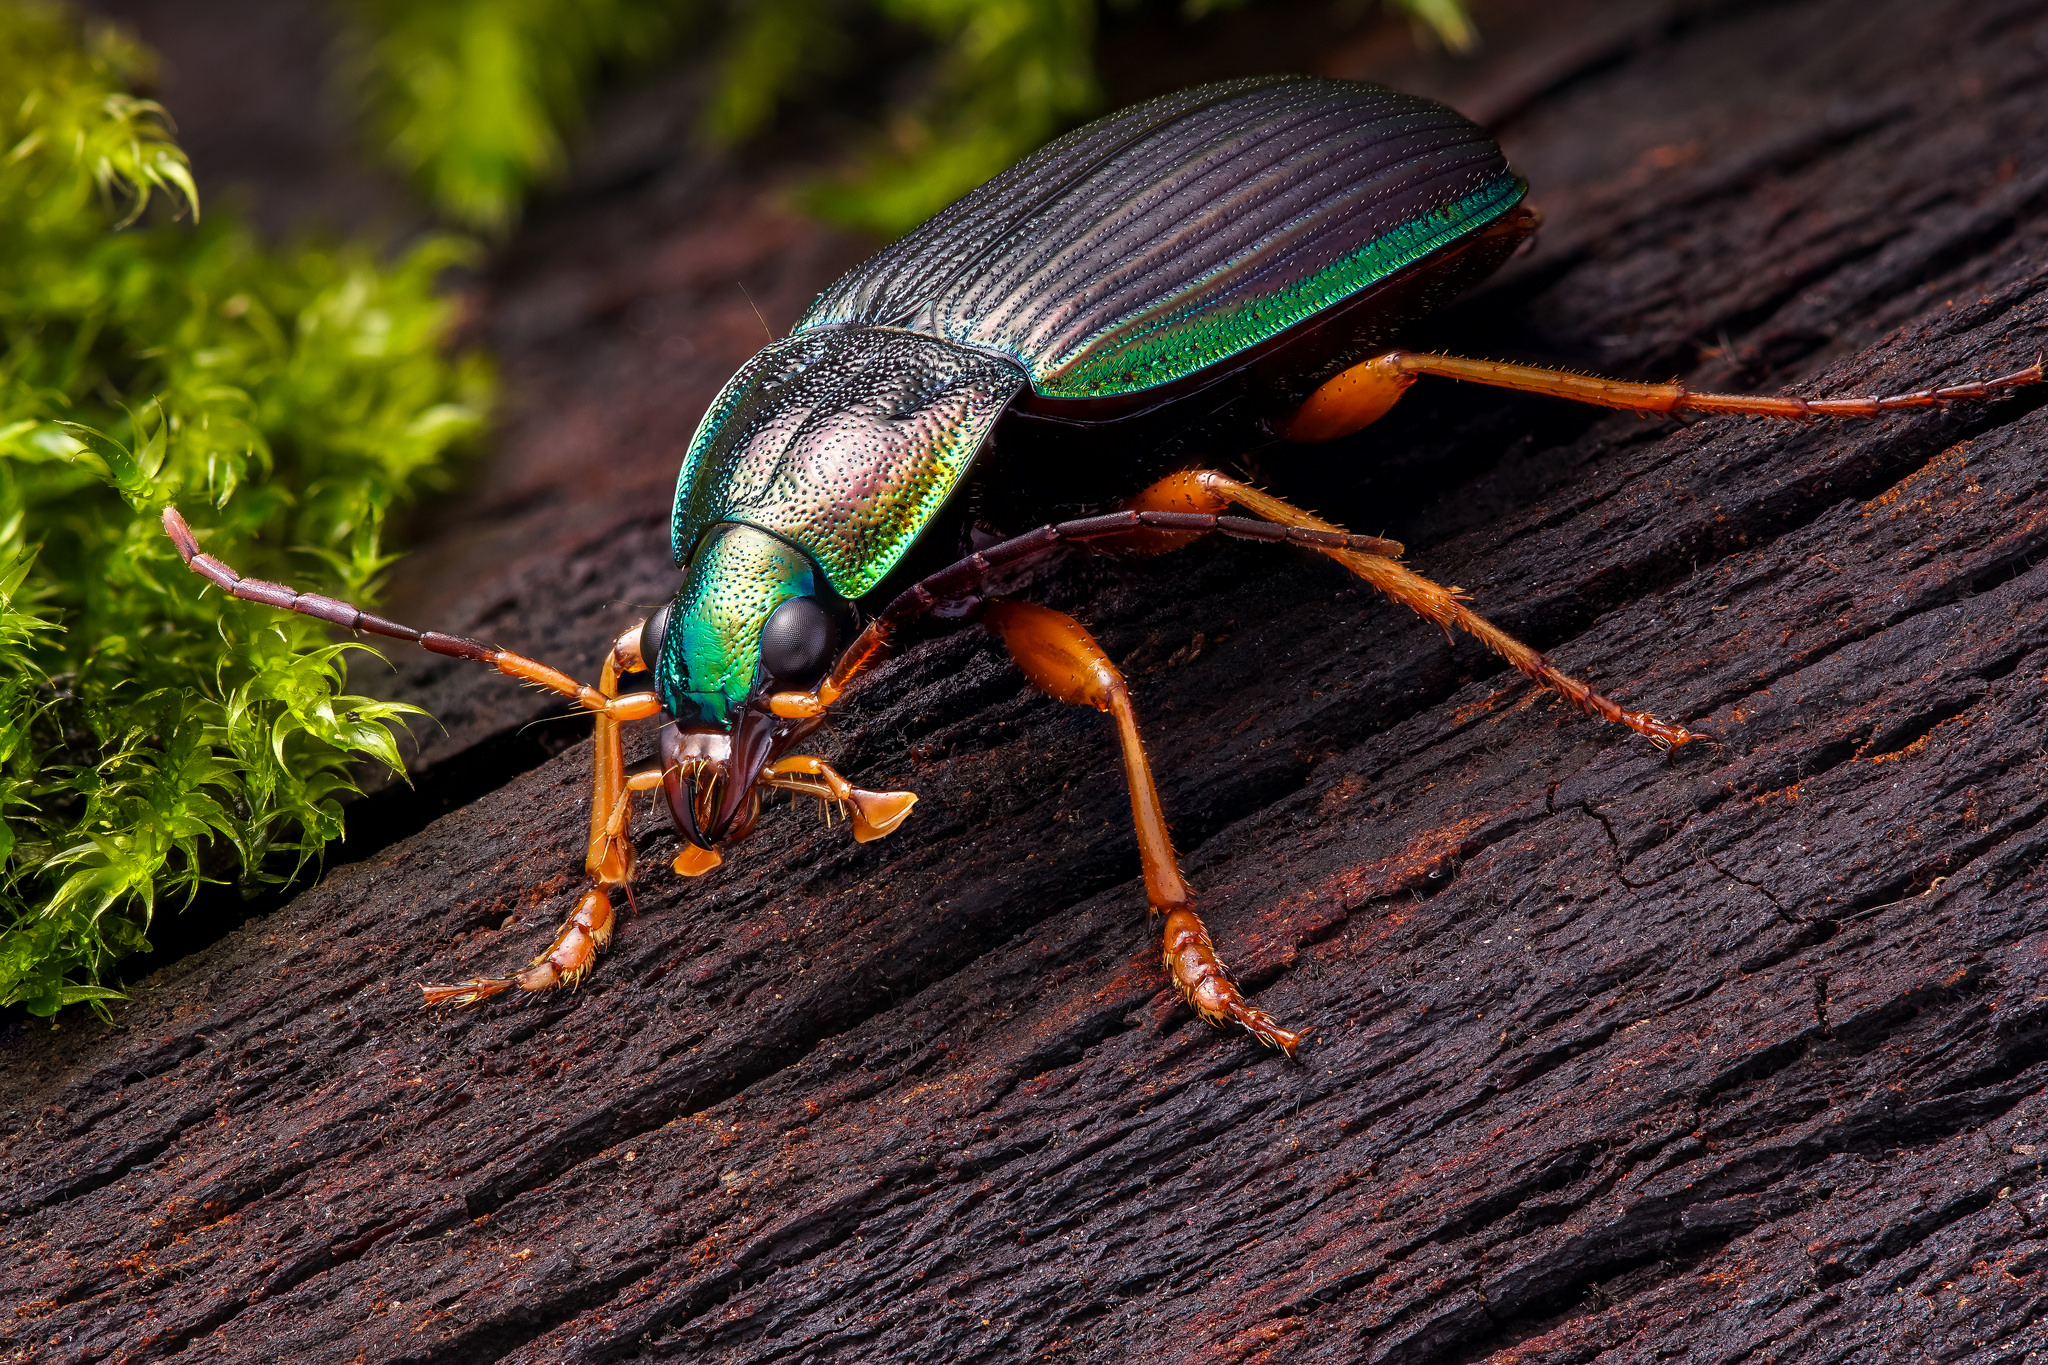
8, 0, 2048, 1360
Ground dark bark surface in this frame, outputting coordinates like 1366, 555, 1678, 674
10, 1, 2048, 1361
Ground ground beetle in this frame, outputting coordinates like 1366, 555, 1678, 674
166, 76, 2040, 1055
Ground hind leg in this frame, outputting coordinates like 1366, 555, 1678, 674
1278, 350, 2043, 443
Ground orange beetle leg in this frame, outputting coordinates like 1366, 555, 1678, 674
422, 627, 654, 1006
1281, 350, 2045, 443
983, 598, 1303, 1056
1122, 469, 1693, 749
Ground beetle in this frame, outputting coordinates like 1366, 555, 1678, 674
164, 76, 2040, 1055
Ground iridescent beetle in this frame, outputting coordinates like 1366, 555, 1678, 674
166, 77, 2040, 1054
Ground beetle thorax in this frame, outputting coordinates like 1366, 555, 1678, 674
670, 327, 1027, 603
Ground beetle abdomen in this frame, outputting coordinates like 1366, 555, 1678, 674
800, 76, 1524, 402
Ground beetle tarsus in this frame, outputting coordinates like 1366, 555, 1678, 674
419, 978, 516, 1007
422, 885, 617, 1007
1163, 908, 1304, 1057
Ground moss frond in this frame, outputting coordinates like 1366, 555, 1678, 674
0, 4, 488, 1019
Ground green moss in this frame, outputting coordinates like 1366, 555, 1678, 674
341, 0, 688, 235
340, 0, 1477, 238
0, 4, 489, 1018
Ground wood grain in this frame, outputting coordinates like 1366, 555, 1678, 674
8, 0, 2048, 1360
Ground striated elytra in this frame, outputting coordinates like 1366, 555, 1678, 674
166, 76, 2039, 1053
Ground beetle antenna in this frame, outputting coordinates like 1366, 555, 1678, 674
162, 505, 660, 725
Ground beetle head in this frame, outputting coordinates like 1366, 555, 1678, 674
645, 521, 906, 852
649, 522, 832, 729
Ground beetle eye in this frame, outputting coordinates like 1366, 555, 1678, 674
759, 595, 836, 689
638, 600, 673, 675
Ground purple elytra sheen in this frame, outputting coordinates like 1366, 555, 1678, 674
671, 328, 1025, 600
801, 76, 1525, 400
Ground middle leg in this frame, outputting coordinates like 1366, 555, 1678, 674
982, 598, 1303, 1056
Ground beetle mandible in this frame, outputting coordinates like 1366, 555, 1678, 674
164, 77, 2041, 1055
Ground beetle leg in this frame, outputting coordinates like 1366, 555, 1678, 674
765, 514, 1400, 721
766, 496, 1686, 747
561, 626, 643, 892
760, 756, 918, 842
1122, 470, 1695, 748
159, 507, 675, 1002
419, 885, 618, 1006
982, 598, 1303, 1057
419, 629, 662, 1006
160, 508, 684, 999
1281, 351, 2045, 443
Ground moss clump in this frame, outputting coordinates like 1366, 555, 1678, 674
0, 4, 489, 1017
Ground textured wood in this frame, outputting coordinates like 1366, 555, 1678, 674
9, 0, 2048, 1362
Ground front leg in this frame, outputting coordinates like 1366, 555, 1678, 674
983, 599, 1303, 1056
421, 627, 659, 1005
162, 507, 669, 1004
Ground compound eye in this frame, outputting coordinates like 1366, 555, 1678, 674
638, 600, 673, 675
759, 596, 836, 689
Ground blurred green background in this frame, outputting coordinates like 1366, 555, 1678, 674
342, 0, 1472, 236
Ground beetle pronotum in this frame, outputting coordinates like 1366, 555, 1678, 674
166, 77, 2041, 1055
